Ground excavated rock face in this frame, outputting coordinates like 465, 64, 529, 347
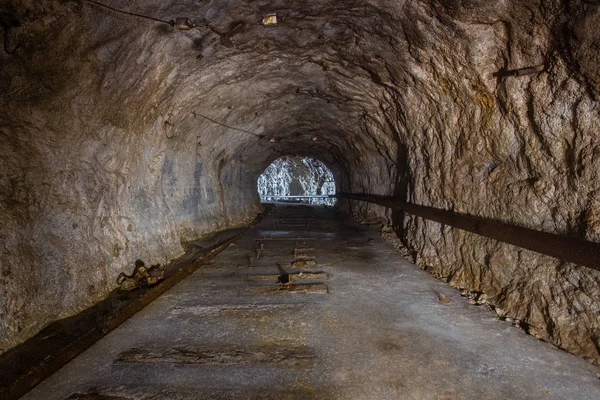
1, 0, 599, 363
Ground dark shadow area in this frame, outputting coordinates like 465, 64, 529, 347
391, 141, 412, 252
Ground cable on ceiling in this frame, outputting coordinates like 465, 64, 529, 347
84, 0, 174, 26
197, 113, 265, 138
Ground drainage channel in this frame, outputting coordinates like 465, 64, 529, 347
0, 209, 270, 400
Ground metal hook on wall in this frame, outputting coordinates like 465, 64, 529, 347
83, 0, 200, 31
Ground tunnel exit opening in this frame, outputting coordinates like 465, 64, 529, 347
257, 156, 336, 206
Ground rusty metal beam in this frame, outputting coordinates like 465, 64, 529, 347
335, 193, 600, 272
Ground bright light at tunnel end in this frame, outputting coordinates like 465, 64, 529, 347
257, 156, 336, 206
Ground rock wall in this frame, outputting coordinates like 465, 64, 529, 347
0, 0, 599, 364
361, 1, 600, 364
0, 0, 268, 353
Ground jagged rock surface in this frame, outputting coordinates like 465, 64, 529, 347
0, 0, 599, 364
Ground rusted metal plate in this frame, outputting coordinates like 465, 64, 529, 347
252, 283, 328, 294
169, 303, 305, 317
253, 254, 290, 260
116, 345, 315, 365
291, 260, 317, 268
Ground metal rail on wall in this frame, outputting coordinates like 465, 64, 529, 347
333, 193, 600, 272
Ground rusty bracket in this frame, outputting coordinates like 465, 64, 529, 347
493, 64, 545, 78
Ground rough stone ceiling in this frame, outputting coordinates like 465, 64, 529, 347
1, 0, 600, 365
81, 0, 407, 179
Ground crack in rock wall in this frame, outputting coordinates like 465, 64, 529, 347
0, 0, 599, 364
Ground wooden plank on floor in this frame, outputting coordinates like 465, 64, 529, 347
115, 345, 315, 365
246, 272, 328, 280
251, 283, 328, 294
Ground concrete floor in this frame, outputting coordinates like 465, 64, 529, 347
22, 205, 600, 399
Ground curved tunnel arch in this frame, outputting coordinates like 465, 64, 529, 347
1, 0, 600, 365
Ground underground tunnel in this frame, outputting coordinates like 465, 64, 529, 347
1, 0, 600, 398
